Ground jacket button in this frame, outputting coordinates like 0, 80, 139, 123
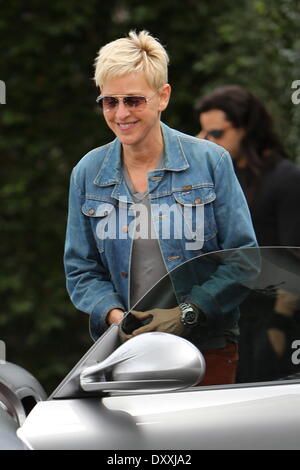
194, 198, 202, 204
122, 226, 129, 233
88, 209, 95, 215
121, 271, 128, 278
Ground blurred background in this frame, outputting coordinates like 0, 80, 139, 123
1, 0, 300, 394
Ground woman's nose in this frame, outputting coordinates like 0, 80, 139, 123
115, 100, 130, 119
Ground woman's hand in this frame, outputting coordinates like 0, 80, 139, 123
130, 307, 185, 337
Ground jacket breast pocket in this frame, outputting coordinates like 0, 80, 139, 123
173, 187, 217, 250
82, 200, 116, 253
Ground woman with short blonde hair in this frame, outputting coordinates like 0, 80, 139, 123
64, 30, 257, 387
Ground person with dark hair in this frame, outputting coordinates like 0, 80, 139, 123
195, 85, 300, 382
195, 85, 300, 246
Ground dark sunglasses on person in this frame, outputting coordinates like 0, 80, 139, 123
199, 125, 232, 140
96, 92, 158, 112
205, 129, 226, 139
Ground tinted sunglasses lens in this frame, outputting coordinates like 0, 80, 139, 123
123, 96, 147, 107
207, 129, 224, 139
98, 96, 119, 109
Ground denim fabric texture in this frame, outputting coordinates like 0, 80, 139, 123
64, 122, 257, 340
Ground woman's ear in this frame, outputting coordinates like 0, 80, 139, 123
158, 84, 171, 112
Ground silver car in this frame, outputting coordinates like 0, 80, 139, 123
1, 247, 300, 450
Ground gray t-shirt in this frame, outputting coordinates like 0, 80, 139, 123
122, 158, 177, 311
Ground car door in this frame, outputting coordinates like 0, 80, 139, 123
102, 246, 300, 449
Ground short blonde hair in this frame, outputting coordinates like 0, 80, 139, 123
94, 30, 169, 91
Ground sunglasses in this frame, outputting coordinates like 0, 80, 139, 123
96, 92, 158, 112
204, 129, 227, 139
199, 124, 233, 140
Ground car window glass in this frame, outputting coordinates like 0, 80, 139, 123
122, 247, 300, 386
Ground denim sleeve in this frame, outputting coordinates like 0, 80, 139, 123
64, 169, 125, 340
212, 150, 257, 250
185, 150, 259, 329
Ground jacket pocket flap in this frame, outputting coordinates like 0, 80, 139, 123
82, 200, 115, 217
173, 187, 216, 206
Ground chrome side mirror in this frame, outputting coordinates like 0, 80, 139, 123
80, 332, 205, 394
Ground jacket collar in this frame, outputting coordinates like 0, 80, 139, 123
93, 122, 189, 187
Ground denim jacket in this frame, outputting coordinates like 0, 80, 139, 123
64, 122, 257, 340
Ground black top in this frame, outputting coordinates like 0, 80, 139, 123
235, 158, 300, 247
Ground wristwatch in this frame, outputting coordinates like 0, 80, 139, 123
179, 303, 206, 327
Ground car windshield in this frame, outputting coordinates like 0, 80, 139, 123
122, 246, 300, 384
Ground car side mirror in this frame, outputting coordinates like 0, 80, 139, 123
80, 332, 205, 394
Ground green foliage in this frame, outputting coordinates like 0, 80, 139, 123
0, 0, 299, 393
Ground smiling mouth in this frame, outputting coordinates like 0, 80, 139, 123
117, 121, 138, 130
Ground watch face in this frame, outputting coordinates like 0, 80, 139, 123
184, 310, 198, 325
